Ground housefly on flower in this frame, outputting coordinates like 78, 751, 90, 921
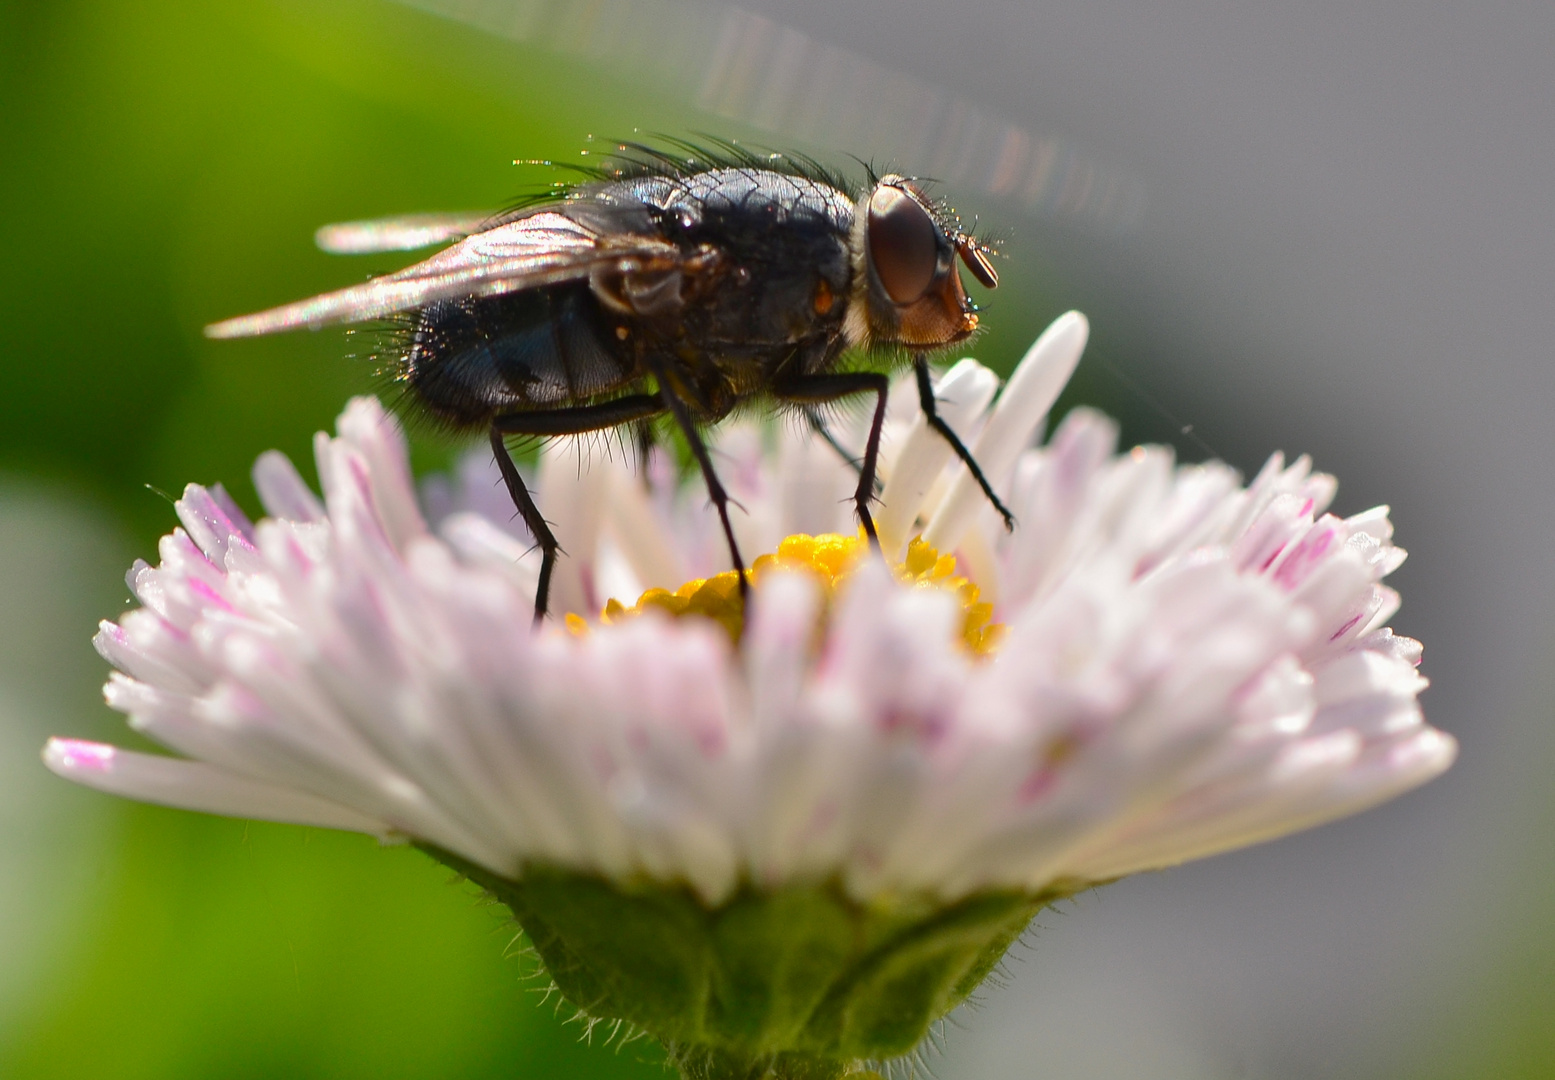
207, 140, 1012, 622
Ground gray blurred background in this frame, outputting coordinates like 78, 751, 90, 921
1, 1, 1550, 1077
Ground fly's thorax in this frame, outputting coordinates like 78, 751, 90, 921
630, 169, 855, 353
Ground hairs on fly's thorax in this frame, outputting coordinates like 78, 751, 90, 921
483, 142, 862, 236
561, 134, 862, 196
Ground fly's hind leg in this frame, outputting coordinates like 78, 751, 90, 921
490, 393, 666, 624
488, 427, 561, 627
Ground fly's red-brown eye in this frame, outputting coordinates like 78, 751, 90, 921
868, 185, 940, 305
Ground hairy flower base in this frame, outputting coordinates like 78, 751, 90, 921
427, 847, 1059, 1078
597, 533, 1002, 655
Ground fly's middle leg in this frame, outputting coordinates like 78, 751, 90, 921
649, 374, 751, 605
775, 370, 892, 547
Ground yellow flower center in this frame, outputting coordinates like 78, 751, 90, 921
579, 533, 1004, 657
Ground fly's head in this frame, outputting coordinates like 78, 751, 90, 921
845, 175, 999, 351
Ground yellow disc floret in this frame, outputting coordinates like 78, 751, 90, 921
598, 533, 1004, 657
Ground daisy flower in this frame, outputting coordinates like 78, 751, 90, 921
45, 312, 1454, 1079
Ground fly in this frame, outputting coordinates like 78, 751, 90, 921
207, 141, 1013, 622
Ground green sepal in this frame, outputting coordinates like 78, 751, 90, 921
424, 848, 1063, 1077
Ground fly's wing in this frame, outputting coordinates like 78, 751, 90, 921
314, 212, 495, 255
205, 209, 680, 339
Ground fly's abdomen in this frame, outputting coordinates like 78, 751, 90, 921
401, 286, 636, 429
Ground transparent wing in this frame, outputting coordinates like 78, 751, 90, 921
314, 212, 496, 254
206, 211, 679, 338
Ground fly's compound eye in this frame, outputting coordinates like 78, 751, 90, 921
868, 184, 941, 305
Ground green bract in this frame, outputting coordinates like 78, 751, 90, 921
427, 849, 1068, 1079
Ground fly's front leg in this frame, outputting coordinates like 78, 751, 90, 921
491, 394, 666, 624
775, 370, 891, 547
914, 354, 1016, 530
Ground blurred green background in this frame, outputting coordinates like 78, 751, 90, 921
2, 1, 1551, 1078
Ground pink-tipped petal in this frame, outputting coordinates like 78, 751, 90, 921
43, 739, 387, 832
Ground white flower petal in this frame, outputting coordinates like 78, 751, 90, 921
49, 315, 1451, 904
876, 358, 1001, 558
253, 449, 326, 522
923, 310, 1089, 553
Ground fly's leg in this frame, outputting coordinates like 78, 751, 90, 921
775, 371, 891, 547
634, 422, 656, 486
648, 373, 751, 604
802, 407, 860, 471
487, 428, 560, 627
491, 394, 666, 623
914, 353, 1016, 530
800, 407, 884, 497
